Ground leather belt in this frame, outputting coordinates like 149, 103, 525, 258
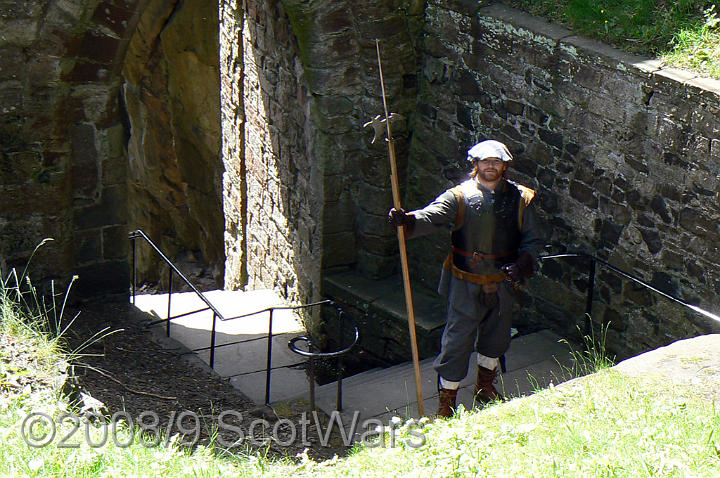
442, 254, 507, 285
452, 247, 513, 266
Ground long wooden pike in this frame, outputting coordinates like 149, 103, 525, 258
365, 39, 425, 417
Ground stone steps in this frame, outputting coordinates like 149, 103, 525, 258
134, 289, 310, 404
322, 271, 447, 367
303, 329, 578, 431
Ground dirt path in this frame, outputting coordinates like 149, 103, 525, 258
64, 298, 350, 461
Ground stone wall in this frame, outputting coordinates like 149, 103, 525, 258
221, 0, 426, 309
124, 0, 224, 290
404, 2, 720, 359
221, 0, 320, 303
0, 0, 224, 297
2, 0, 719, 362
0, 0, 138, 296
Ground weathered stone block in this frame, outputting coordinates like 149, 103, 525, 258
74, 260, 130, 297
685, 260, 706, 284
650, 271, 678, 297
679, 208, 717, 237
639, 227, 662, 255
2, 150, 43, 185
569, 180, 597, 209
424, 34, 455, 59
538, 127, 563, 150
355, 250, 397, 279
73, 31, 121, 63
74, 185, 126, 230
75, 229, 102, 265
357, 232, 397, 257
322, 231, 356, 268
92, 1, 136, 36
70, 123, 100, 197
63, 60, 111, 82
0, 18, 39, 47
597, 218, 624, 246
323, 199, 355, 235
622, 283, 654, 308
103, 225, 129, 260
603, 307, 627, 332
455, 68, 482, 98
0, 46, 26, 81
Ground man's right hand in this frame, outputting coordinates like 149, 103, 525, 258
388, 208, 416, 229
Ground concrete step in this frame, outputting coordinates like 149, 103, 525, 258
322, 271, 447, 365
312, 329, 572, 396
308, 329, 578, 430
133, 289, 309, 404
132, 289, 580, 419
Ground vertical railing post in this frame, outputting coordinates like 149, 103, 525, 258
264, 308, 274, 405
131, 234, 136, 306
585, 257, 597, 337
308, 338, 316, 413
167, 268, 173, 338
336, 310, 345, 412
210, 311, 217, 369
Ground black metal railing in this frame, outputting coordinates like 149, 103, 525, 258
129, 229, 227, 367
209, 299, 336, 405
540, 248, 720, 336
288, 309, 359, 412
129, 229, 358, 405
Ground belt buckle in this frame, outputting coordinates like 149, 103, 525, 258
472, 252, 484, 265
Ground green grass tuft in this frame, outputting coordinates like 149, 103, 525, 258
3, 244, 719, 476
300, 371, 720, 477
504, 0, 720, 78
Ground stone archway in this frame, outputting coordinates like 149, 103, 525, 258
0, 0, 225, 296
123, 0, 224, 290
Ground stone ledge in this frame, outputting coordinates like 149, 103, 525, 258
479, 2, 720, 99
322, 270, 447, 366
614, 333, 720, 402
479, 3, 574, 43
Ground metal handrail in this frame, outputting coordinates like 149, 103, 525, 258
129, 229, 358, 406
539, 248, 720, 336
288, 331, 359, 358
288, 310, 360, 412
129, 229, 227, 368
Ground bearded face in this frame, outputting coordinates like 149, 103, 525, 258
474, 158, 508, 183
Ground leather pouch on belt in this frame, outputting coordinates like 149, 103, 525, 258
480, 283, 499, 308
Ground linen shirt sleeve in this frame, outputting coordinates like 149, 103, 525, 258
518, 201, 545, 259
408, 189, 459, 238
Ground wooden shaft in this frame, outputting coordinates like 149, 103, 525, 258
375, 40, 425, 417
385, 111, 425, 417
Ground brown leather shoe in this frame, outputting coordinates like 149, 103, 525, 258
436, 388, 458, 418
474, 366, 503, 404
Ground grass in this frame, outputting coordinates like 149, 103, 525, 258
292, 371, 720, 477
3, 248, 719, 476
560, 319, 616, 379
503, 0, 720, 78
0, 258, 291, 477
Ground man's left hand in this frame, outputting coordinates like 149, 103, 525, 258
502, 251, 535, 287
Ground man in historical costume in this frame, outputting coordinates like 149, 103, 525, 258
389, 139, 544, 418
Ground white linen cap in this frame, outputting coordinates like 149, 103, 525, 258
466, 140, 513, 162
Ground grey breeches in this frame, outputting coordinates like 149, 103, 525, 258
432, 279, 514, 382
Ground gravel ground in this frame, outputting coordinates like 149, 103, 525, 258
60, 298, 351, 462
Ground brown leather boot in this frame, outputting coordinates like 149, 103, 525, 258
474, 366, 503, 404
436, 388, 458, 418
